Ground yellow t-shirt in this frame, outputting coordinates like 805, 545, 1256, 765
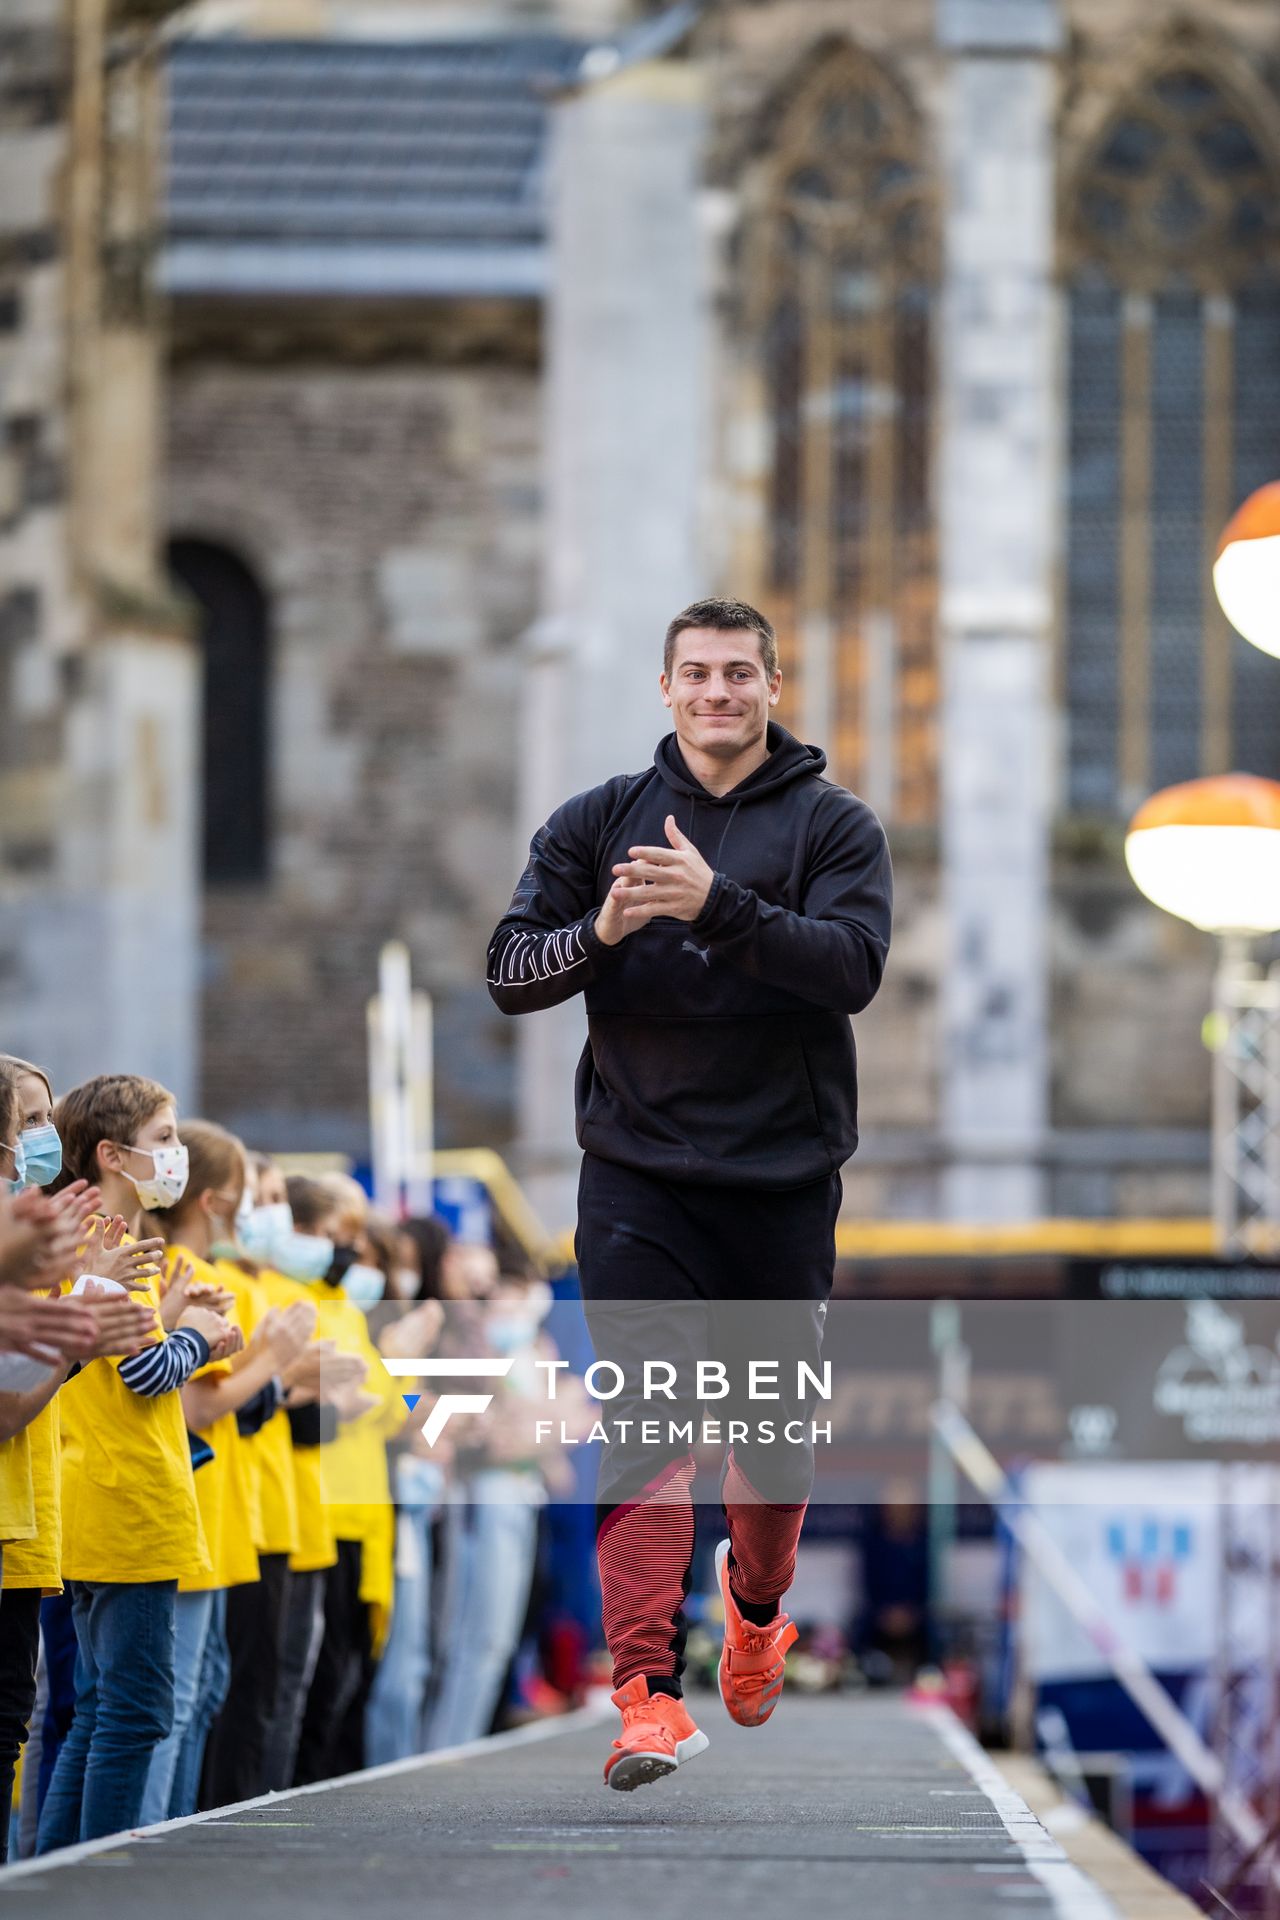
0, 1427, 35, 1547
59, 1232, 210, 1585
167, 1247, 259, 1594
255, 1268, 334, 1575
1, 1283, 59, 1571
5, 1398, 61, 1588
217, 1262, 298, 1559
314, 1282, 407, 1650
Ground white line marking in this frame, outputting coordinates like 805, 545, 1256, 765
0, 1704, 610, 1887
914, 1705, 1120, 1920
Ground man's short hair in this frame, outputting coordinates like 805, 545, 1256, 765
664, 597, 778, 681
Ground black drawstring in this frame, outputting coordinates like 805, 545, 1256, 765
686, 795, 742, 873
714, 798, 742, 871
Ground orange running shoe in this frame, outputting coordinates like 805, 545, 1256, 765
715, 1537, 799, 1728
603, 1675, 710, 1792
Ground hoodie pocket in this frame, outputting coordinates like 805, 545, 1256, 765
582, 1014, 834, 1173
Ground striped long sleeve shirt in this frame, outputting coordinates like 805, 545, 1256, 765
117, 1327, 211, 1397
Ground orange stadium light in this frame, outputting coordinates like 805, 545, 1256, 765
1125, 774, 1280, 934
1213, 481, 1280, 660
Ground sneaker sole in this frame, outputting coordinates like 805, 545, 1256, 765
715, 1538, 785, 1729
605, 1729, 710, 1793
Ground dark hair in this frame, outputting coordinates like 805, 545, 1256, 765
285, 1173, 339, 1233
402, 1214, 452, 1301
663, 597, 778, 681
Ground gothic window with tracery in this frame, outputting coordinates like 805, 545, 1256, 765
1063, 52, 1280, 816
747, 44, 938, 822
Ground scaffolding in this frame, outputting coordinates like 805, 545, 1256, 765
1208, 1465, 1280, 1919
1213, 943, 1280, 1260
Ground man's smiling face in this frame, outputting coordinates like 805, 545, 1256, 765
659, 627, 782, 761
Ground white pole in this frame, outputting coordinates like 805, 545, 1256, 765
368, 941, 416, 1217
366, 994, 389, 1210
408, 990, 433, 1217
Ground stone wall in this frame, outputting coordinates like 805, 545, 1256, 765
1, 0, 200, 1109
5, 0, 1265, 1218
165, 352, 543, 1154
0, 1, 78, 865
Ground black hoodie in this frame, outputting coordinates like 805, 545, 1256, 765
486, 722, 893, 1188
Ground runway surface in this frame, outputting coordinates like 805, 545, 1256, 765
0, 1695, 1120, 1919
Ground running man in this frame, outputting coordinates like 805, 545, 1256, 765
487, 597, 892, 1790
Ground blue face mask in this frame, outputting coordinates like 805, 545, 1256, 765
239, 1203, 293, 1266
18, 1123, 61, 1190
342, 1263, 386, 1309
276, 1230, 336, 1285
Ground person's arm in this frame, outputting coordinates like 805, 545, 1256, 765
0, 1353, 59, 1396
0, 1360, 68, 1441
117, 1326, 211, 1397
286, 1400, 338, 1447
487, 784, 626, 1015
181, 1339, 277, 1432
689, 793, 893, 1014
235, 1377, 284, 1437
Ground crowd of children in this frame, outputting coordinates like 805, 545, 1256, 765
0, 1058, 571, 1863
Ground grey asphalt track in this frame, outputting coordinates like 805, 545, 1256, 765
0, 1696, 1117, 1919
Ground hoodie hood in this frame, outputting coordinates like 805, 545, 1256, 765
654, 721, 826, 804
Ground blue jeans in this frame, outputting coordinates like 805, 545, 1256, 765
169, 1588, 229, 1817
366, 1457, 444, 1764
36, 1580, 177, 1852
32, 1593, 77, 1831
138, 1589, 213, 1826
425, 1475, 541, 1751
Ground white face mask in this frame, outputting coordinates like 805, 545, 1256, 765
391, 1266, 421, 1301
124, 1143, 189, 1211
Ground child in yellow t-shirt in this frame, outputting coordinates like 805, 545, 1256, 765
35, 1076, 239, 1855
240, 1154, 368, 1792
277, 1173, 403, 1786
139, 1121, 313, 1824
0, 1052, 168, 1862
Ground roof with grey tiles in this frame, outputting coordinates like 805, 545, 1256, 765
162, 34, 584, 299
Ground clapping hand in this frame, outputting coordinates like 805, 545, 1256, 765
378, 1296, 444, 1361
255, 1300, 317, 1372
76, 1280, 160, 1358
1, 1188, 84, 1291
161, 1259, 235, 1330
0, 1288, 97, 1364
597, 816, 714, 944
177, 1303, 241, 1363
72, 1216, 164, 1294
